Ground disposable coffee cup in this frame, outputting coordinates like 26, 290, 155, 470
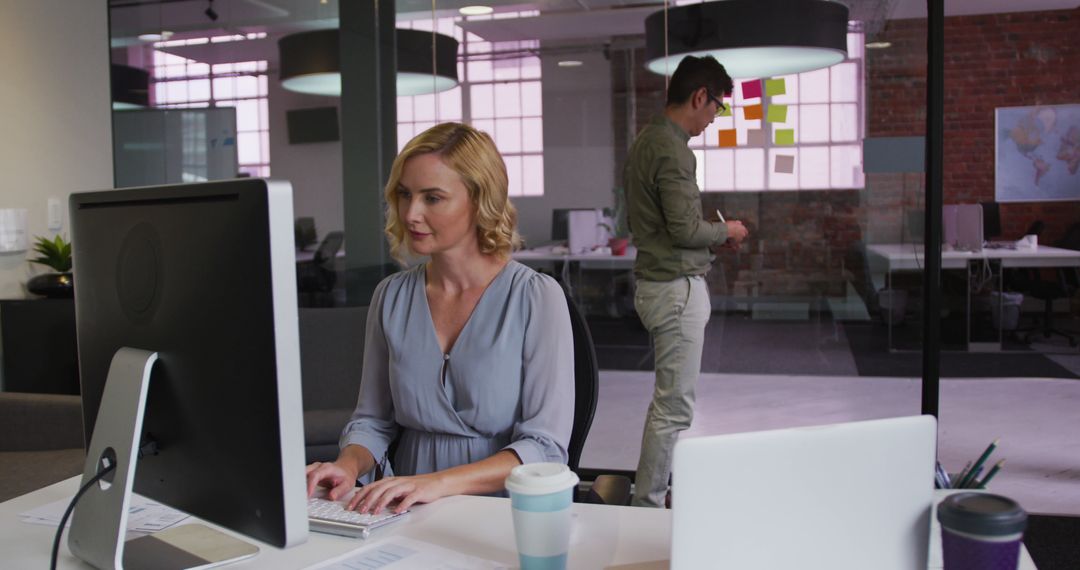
505, 463, 579, 570
937, 492, 1027, 570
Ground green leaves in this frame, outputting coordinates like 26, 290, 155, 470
30, 235, 72, 273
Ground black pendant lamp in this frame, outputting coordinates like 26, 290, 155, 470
111, 64, 151, 110
645, 0, 849, 79
279, 28, 459, 97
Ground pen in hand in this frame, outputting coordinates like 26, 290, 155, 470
715, 209, 726, 223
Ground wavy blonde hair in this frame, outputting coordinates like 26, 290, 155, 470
384, 122, 522, 264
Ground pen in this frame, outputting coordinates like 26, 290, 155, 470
715, 209, 726, 223
954, 460, 972, 488
963, 466, 984, 488
977, 459, 1006, 488
957, 439, 999, 489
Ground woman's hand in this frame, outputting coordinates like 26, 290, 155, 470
306, 461, 361, 501
347, 473, 452, 514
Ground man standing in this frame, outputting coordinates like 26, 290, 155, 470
624, 56, 748, 507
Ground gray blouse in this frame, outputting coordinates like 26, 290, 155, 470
339, 260, 574, 479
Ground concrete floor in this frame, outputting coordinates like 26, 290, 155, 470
581, 370, 1080, 516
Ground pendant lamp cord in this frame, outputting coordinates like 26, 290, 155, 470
663, 0, 669, 89
432, 0, 440, 118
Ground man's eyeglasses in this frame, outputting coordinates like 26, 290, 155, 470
706, 91, 728, 116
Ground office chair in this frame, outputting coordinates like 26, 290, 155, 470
297, 231, 344, 307
565, 290, 598, 474
562, 290, 634, 505
1015, 222, 1080, 347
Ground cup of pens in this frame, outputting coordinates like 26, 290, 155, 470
936, 439, 1004, 490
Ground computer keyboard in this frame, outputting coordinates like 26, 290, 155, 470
307, 497, 409, 539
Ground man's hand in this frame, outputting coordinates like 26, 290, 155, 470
719, 220, 748, 249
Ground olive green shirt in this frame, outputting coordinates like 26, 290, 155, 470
624, 114, 728, 281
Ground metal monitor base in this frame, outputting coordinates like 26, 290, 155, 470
67, 347, 259, 569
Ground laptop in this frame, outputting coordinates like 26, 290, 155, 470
671, 415, 937, 570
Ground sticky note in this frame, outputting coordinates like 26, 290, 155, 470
774, 154, 795, 174
717, 104, 732, 117
766, 104, 788, 124
775, 129, 795, 146
743, 104, 763, 121
719, 129, 738, 148
765, 78, 787, 97
746, 129, 765, 147
741, 79, 762, 100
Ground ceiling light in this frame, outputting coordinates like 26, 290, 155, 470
278, 28, 460, 97
645, 0, 848, 79
137, 31, 174, 42
865, 41, 892, 49
459, 5, 493, 16
557, 60, 583, 67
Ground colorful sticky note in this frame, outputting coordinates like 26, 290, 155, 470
774, 154, 795, 174
746, 129, 765, 147
743, 104, 763, 121
717, 103, 732, 117
766, 104, 788, 124
775, 129, 796, 146
741, 79, 762, 99
718, 129, 738, 148
765, 78, 787, 97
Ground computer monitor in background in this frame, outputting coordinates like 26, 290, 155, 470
980, 201, 1002, 241
551, 208, 594, 242
69, 179, 307, 568
295, 216, 317, 251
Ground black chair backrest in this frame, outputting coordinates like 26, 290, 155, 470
564, 292, 598, 473
314, 231, 345, 266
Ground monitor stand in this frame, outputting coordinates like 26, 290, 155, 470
68, 347, 259, 570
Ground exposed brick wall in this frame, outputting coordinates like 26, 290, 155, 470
869, 8, 1080, 243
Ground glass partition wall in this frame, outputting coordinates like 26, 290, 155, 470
107, 1, 1079, 514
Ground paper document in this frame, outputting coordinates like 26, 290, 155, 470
19, 494, 190, 533
307, 536, 509, 570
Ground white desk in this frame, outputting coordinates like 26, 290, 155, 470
1, 478, 1036, 569
867, 244, 1080, 272
513, 245, 637, 268
867, 244, 1080, 351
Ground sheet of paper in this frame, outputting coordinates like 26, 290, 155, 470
765, 78, 786, 97
307, 536, 509, 570
743, 104, 763, 121
774, 154, 795, 174
746, 129, 765, 147
766, 104, 788, 124
741, 79, 762, 99
718, 129, 737, 148
19, 494, 190, 533
775, 129, 796, 146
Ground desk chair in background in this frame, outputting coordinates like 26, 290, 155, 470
1015, 221, 1080, 346
297, 231, 344, 307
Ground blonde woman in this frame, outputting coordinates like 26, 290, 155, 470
305, 123, 574, 515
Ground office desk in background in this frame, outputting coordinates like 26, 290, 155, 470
514, 245, 637, 315
867, 244, 1080, 351
0, 477, 1036, 569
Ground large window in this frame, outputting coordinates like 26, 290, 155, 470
149, 33, 271, 178
690, 33, 866, 191
397, 13, 544, 197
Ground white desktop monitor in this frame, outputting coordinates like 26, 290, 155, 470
68, 179, 308, 567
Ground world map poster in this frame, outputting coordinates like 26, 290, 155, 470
995, 104, 1080, 202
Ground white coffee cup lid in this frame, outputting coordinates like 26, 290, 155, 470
505, 463, 579, 496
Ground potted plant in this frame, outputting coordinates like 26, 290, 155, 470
27, 235, 73, 298
601, 187, 631, 256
